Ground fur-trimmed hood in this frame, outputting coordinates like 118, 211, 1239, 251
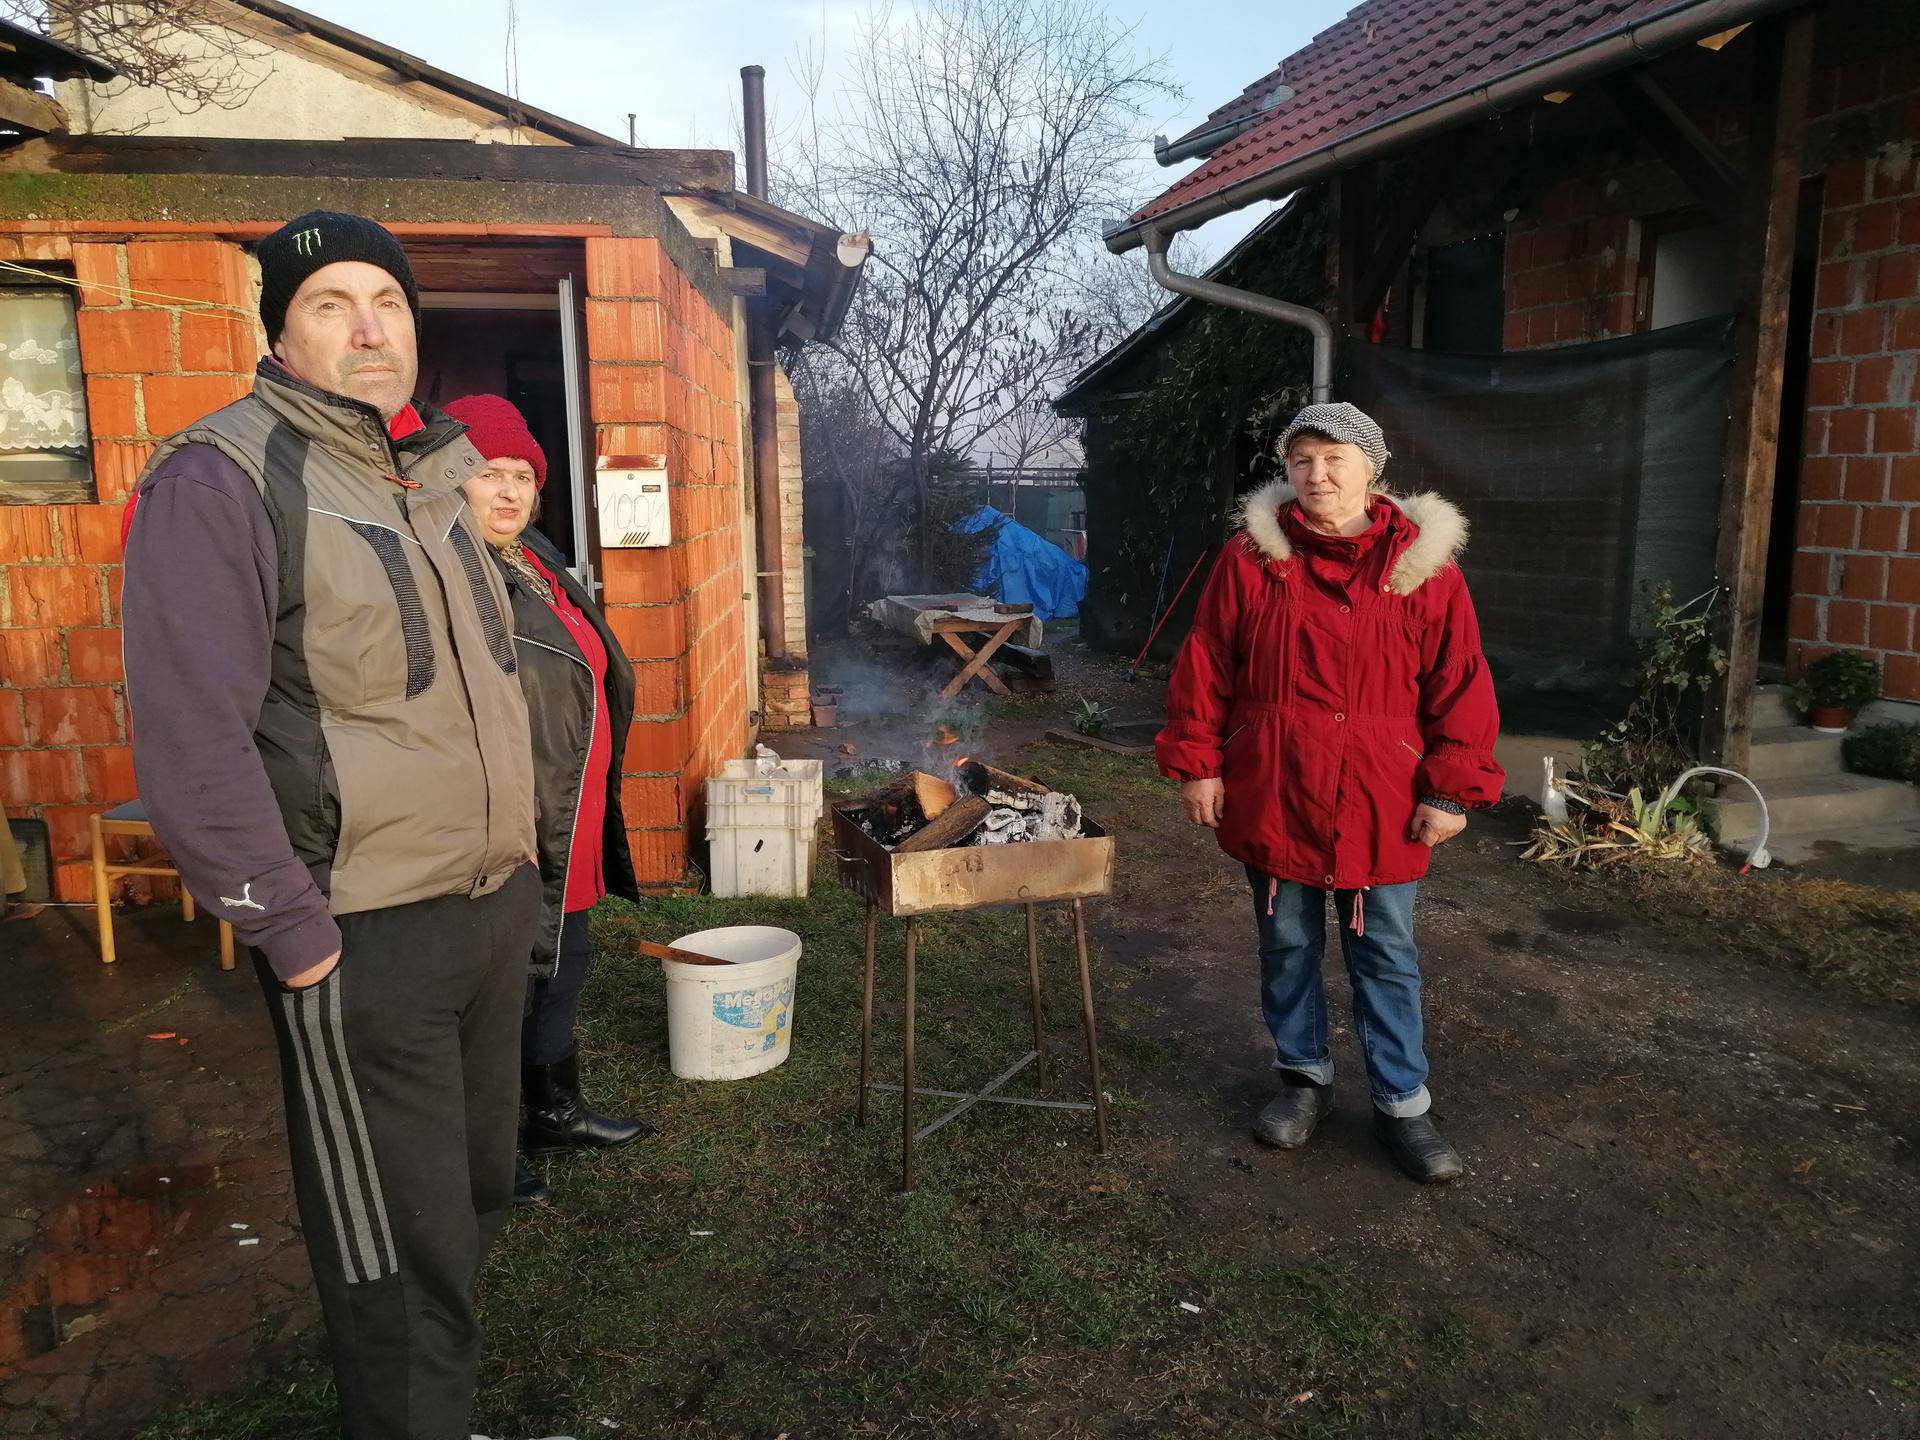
1232, 479, 1468, 596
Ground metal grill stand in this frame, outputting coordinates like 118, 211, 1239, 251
855, 899, 1109, 1192
833, 795, 1115, 1193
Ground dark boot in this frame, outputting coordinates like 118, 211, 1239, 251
1373, 1109, 1463, 1183
1252, 1079, 1333, 1149
512, 1158, 552, 1209
522, 1048, 653, 1155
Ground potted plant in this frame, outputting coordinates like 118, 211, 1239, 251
1791, 651, 1881, 733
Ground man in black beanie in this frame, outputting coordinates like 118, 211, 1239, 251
121, 211, 555, 1439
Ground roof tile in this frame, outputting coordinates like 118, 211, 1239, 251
1135, 0, 1689, 229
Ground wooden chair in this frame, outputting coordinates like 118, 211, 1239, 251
89, 801, 234, 970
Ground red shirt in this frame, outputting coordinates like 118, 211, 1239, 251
526, 549, 613, 912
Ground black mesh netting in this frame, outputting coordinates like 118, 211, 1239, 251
1341, 315, 1734, 661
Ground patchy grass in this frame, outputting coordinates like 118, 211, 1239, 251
1574, 863, 1920, 1007
136, 847, 1490, 1440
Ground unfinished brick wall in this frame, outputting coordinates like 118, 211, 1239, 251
0, 231, 255, 901
1789, 51, 1920, 701
585, 236, 748, 885
1503, 201, 1641, 350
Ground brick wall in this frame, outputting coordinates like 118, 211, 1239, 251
0, 231, 255, 900
1491, 45, 1920, 701
1789, 53, 1920, 700
584, 236, 748, 885
1503, 202, 1641, 350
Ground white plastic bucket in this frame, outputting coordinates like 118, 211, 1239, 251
661, 925, 801, 1080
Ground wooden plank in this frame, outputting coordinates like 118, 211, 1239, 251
668, 193, 813, 267
1703, 11, 1816, 772
0, 135, 735, 191
0, 77, 66, 136
721, 266, 768, 296
1600, 71, 1738, 223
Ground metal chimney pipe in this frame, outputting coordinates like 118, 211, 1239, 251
741, 63, 787, 661
741, 64, 769, 199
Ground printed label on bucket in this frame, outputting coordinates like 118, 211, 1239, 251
711, 979, 795, 1059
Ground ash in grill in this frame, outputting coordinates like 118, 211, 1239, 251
850, 759, 1084, 851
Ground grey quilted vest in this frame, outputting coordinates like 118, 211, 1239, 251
138, 360, 535, 916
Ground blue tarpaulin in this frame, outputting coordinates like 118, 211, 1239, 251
952, 506, 1087, 622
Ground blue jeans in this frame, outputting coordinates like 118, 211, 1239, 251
1246, 869, 1430, 1117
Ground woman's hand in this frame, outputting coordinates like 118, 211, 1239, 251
1180, 778, 1226, 829
1409, 804, 1467, 847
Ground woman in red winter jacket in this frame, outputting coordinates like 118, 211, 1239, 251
1157, 402, 1503, 1183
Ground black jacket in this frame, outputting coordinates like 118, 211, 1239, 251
497, 528, 640, 973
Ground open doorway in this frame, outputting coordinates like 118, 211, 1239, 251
418, 296, 586, 565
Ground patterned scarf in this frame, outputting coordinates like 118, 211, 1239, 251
493, 537, 553, 604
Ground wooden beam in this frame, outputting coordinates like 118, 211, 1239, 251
1333, 167, 1371, 331
1352, 140, 1468, 323
0, 77, 67, 136
1703, 10, 1816, 772
1600, 70, 1739, 222
721, 266, 768, 296
0, 135, 734, 191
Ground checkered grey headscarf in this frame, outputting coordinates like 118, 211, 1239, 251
1279, 402, 1391, 480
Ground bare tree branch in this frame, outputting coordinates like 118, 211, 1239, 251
6, 1, 276, 131
779, 0, 1175, 586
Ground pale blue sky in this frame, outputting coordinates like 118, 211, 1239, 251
309, 0, 1354, 262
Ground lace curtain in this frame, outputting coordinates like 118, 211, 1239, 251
0, 288, 90, 497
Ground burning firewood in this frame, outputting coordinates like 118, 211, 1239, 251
863, 770, 959, 842
895, 796, 992, 852
956, 758, 1051, 808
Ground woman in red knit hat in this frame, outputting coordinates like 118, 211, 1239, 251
447, 393, 649, 1210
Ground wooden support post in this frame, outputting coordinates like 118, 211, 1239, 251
1352, 141, 1468, 325
1704, 10, 1816, 772
1333, 167, 1372, 336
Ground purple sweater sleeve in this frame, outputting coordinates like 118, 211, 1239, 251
122, 444, 342, 980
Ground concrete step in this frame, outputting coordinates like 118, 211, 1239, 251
1745, 725, 1845, 783
1715, 772, 1920, 846
1750, 684, 1798, 730
1764, 817, 1920, 867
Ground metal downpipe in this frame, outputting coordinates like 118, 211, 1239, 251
741, 64, 787, 661
1142, 227, 1333, 403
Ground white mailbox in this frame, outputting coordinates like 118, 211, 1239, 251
596, 454, 671, 548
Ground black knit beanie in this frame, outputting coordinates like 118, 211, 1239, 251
256, 211, 421, 343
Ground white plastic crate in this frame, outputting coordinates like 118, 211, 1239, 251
706, 823, 816, 898
710, 756, 824, 827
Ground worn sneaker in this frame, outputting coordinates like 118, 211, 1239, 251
1372, 1110, 1464, 1183
1252, 1083, 1333, 1149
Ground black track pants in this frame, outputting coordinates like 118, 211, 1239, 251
257, 864, 540, 1440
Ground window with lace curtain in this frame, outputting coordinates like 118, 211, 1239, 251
0, 286, 92, 504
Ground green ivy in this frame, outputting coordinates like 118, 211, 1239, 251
1077, 193, 1328, 639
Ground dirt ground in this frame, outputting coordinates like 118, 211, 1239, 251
786, 630, 1920, 1438
2, 625, 1915, 1438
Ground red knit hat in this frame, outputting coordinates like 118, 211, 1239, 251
444, 393, 548, 489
